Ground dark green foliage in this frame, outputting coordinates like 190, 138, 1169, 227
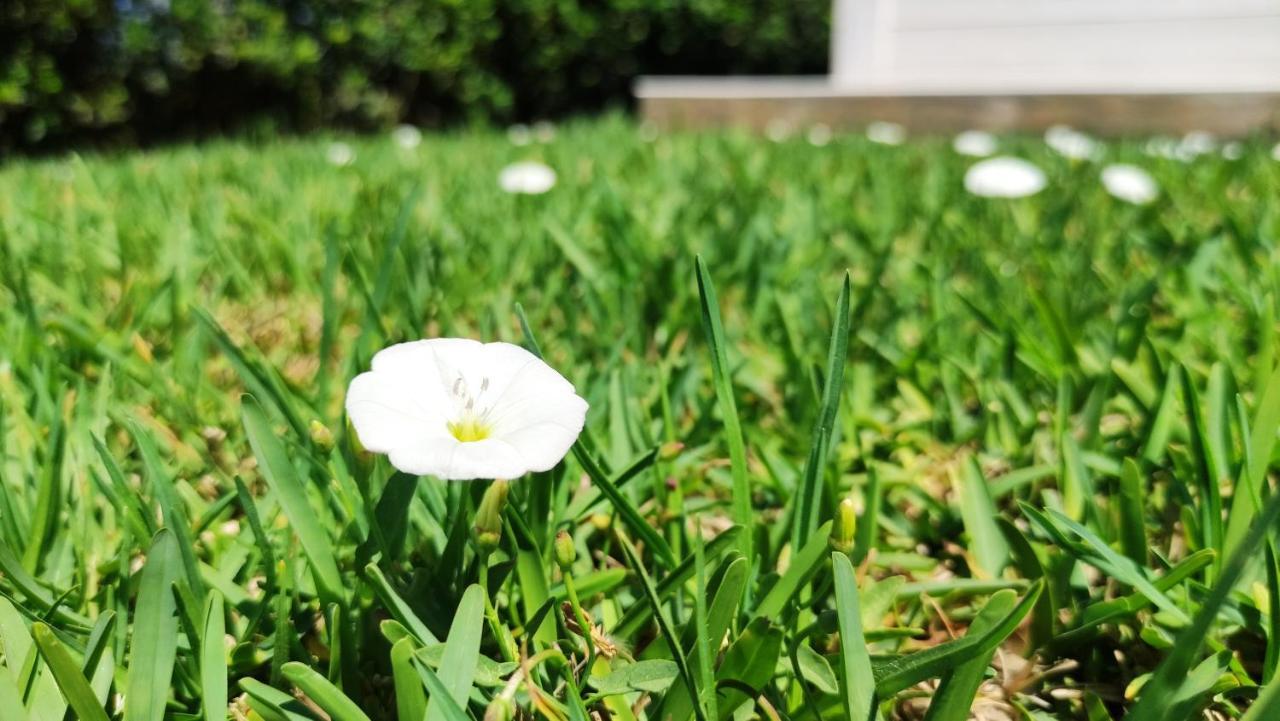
0, 0, 828, 149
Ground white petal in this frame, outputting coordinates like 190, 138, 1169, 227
389, 438, 529, 481
953, 130, 997, 157
806, 124, 832, 147
866, 121, 906, 145
499, 162, 556, 194
1044, 125, 1097, 160
964, 157, 1046, 198
345, 371, 451, 453
485, 350, 588, 469
392, 125, 422, 149
1101, 164, 1158, 205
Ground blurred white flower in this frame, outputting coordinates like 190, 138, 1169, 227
1101, 164, 1158, 205
346, 339, 588, 481
533, 121, 557, 143
964, 157, 1046, 198
807, 124, 833, 147
326, 142, 355, 167
499, 161, 557, 194
1144, 137, 1184, 161
866, 121, 906, 145
1221, 141, 1243, 160
392, 125, 422, 149
639, 122, 660, 143
1273, 142, 1280, 161
507, 124, 533, 146
953, 130, 997, 157
765, 119, 793, 143
1179, 131, 1217, 159
1044, 125, 1098, 160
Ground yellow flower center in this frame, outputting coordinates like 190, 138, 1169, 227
448, 416, 492, 443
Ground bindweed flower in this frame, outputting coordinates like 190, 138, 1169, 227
1044, 125, 1098, 160
1101, 164, 1158, 205
964, 157, 1046, 198
1178, 131, 1217, 159
326, 142, 355, 167
807, 124, 833, 147
1144, 137, 1180, 160
533, 121, 557, 143
499, 161, 557, 194
392, 125, 422, 150
345, 338, 588, 480
507, 124, 532, 146
866, 121, 906, 146
765, 118, 793, 143
953, 130, 997, 157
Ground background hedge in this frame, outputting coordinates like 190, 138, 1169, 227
0, 0, 829, 150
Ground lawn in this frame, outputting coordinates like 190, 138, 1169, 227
1, 116, 1279, 721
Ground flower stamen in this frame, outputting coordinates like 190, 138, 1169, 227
448, 416, 492, 443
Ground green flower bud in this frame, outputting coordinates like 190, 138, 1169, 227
484, 696, 514, 721
830, 497, 857, 555
659, 440, 685, 460
554, 530, 576, 571
308, 420, 334, 450
473, 479, 510, 551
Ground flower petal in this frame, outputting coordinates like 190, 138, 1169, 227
389, 438, 529, 481
345, 370, 452, 453
488, 361, 588, 472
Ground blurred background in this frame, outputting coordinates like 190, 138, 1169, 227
0, 0, 828, 151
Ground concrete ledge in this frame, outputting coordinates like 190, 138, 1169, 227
635, 78, 1280, 136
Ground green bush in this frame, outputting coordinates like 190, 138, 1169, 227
0, 0, 828, 150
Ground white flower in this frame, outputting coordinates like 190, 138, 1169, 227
392, 125, 422, 149
1144, 138, 1179, 160
765, 119, 793, 143
807, 124, 833, 147
1101, 164, 1158, 205
1044, 125, 1098, 160
1273, 142, 1280, 161
533, 121, 557, 143
964, 157, 1046, 198
1221, 142, 1243, 160
866, 121, 906, 145
499, 162, 557, 194
507, 124, 533, 146
1179, 131, 1217, 159
326, 142, 355, 167
953, 130, 997, 157
346, 339, 588, 481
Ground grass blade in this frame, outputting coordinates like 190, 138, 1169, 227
794, 272, 852, 549
201, 592, 228, 721
31, 622, 110, 721
242, 393, 344, 606
695, 256, 753, 566
124, 529, 182, 721
617, 530, 707, 721
953, 456, 1009, 579
425, 584, 484, 721
833, 552, 878, 721
282, 662, 371, 721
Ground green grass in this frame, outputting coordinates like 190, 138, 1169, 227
1, 115, 1279, 721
